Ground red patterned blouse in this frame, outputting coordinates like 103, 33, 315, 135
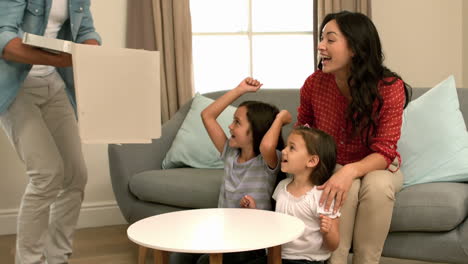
297, 70, 406, 168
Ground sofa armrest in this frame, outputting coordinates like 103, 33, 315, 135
108, 99, 193, 222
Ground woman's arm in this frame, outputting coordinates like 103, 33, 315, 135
369, 79, 406, 167
260, 110, 291, 169
201, 78, 262, 153
318, 153, 387, 213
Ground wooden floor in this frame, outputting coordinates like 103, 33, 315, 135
0, 225, 446, 264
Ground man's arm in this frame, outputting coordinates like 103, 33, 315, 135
75, 0, 101, 45
2, 37, 72, 67
81, 39, 99, 45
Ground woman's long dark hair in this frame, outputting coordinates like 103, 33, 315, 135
318, 11, 412, 147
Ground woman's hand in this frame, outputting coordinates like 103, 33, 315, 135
240, 195, 257, 209
236, 77, 262, 93
317, 164, 357, 213
277, 110, 292, 126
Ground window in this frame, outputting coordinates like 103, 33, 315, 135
191, 0, 315, 93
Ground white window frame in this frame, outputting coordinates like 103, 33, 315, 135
191, 0, 315, 91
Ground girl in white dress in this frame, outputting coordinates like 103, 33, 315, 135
241, 126, 340, 264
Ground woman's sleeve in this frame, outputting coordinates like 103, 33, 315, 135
296, 74, 316, 127
371, 80, 406, 168
0, 0, 26, 57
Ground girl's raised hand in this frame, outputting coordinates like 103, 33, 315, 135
237, 77, 263, 93
240, 195, 257, 209
277, 110, 292, 125
319, 214, 332, 234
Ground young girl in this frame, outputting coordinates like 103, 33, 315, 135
203, 77, 291, 210
170, 77, 290, 264
241, 126, 340, 264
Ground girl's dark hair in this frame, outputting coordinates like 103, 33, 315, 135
292, 126, 337, 185
239, 100, 285, 156
318, 11, 412, 147
239, 101, 287, 189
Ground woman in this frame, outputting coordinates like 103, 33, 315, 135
296, 11, 411, 264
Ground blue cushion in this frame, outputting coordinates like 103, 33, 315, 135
162, 93, 236, 169
398, 75, 468, 187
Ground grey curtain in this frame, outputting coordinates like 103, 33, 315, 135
127, 0, 193, 122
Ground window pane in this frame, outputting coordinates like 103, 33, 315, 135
252, 0, 313, 32
191, 0, 248, 33
193, 36, 250, 93
252, 35, 314, 88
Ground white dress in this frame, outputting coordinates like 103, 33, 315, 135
273, 177, 341, 261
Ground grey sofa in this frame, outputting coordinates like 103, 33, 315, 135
108, 88, 468, 263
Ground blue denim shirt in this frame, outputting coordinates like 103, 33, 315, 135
0, 0, 102, 113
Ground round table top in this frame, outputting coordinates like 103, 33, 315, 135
127, 208, 305, 253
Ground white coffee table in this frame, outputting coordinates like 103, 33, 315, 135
127, 208, 305, 264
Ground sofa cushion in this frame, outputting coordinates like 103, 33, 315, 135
162, 93, 237, 169
398, 75, 468, 187
129, 168, 223, 209
390, 182, 468, 232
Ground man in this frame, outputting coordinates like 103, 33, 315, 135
0, 1, 101, 263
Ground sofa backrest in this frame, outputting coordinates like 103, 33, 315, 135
204, 87, 468, 137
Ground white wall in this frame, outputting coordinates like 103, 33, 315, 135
0, 0, 128, 235
372, 0, 464, 88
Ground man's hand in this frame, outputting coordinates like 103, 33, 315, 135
81, 39, 100, 45
52, 39, 98, 68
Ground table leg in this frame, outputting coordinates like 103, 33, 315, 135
138, 246, 148, 264
267, 245, 281, 264
153, 249, 169, 264
209, 253, 223, 264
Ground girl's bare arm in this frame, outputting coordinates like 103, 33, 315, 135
320, 215, 340, 251
260, 110, 291, 169
201, 78, 262, 153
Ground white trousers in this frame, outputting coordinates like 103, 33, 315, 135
0, 71, 87, 264
329, 163, 403, 264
